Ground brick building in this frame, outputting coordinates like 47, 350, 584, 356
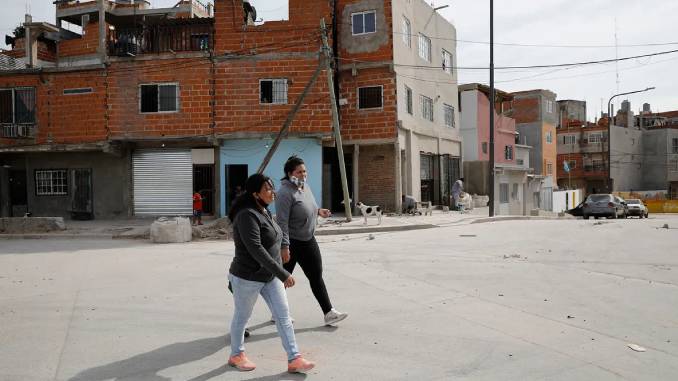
332, 0, 461, 212
0, 0, 335, 219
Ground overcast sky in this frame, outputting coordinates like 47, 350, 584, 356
2, 0, 677, 121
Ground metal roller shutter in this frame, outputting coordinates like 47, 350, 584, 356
133, 149, 193, 216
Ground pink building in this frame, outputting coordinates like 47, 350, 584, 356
459, 83, 544, 215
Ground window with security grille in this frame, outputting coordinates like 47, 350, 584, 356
260, 79, 288, 104
512, 183, 519, 200
420, 95, 433, 121
588, 133, 603, 143
546, 131, 553, 143
405, 85, 413, 115
593, 159, 604, 171
673, 138, 678, 154
352, 11, 376, 35
500, 183, 509, 204
358, 86, 383, 109
563, 135, 576, 144
35, 169, 68, 196
442, 49, 452, 74
140, 84, 178, 113
444, 104, 455, 127
402, 16, 411, 47
418, 33, 431, 62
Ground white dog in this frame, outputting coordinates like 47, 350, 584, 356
356, 202, 383, 225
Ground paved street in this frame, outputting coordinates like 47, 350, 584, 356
1, 216, 678, 380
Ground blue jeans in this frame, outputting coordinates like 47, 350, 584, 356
228, 273, 300, 361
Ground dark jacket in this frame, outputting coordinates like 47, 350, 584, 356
229, 207, 290, 282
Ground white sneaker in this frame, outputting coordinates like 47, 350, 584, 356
324, 308, 348, 326
270, 315, 295, 324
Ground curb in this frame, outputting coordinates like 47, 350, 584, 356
316, 224, 438, 236
0, 233, 114, 240
470, 216, 573, 224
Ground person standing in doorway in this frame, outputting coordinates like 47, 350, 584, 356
227, 173, 315, 373
452, 177, 465, 212
193, 191, 204, 225
276, 156, 348, 326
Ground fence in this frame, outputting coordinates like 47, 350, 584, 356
108, 21, 213, 56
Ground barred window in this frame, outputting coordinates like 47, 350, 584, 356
563, 135, 576, 144
444, 103, 455, 127
418, 33, 431, 62
505, 145, 513, 160
673, 138, 678, 154
358, 86, 383, 109
442, 49, 452, 74
140, 83, 178, 113
405, 85, 413, 115
589, 133, 603, 143
35, 169, 68, 196
260, 79, 288, 104
420, 95, 433, 121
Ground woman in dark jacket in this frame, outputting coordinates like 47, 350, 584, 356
227, 173, 315, 374
275, 156, 348, 326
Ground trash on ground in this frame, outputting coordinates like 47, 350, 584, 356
368, 234, 375, 240
567, 315, 575, 319
627, 343, 647, 352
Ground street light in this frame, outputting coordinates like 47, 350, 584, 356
489, 0, 495, 217
606, 86, 655, 192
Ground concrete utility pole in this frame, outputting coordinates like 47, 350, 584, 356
606, 86, 654, 192
488, 0, 495, 217
320, 18, 352, 221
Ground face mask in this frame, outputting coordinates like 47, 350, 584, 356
290, 176, 307, 188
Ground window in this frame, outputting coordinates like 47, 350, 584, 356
504, 145, 513, 160
442, 49, 452, 74
420, 95, 433, 121
443, 104, 455, 128
588, 133, 603, 143
563, 135, 576, 145
140, 84, 178, 113
405, 85, 413, 115
63, 88, 93, 95
568, 160, 577, 169
673, 138, 678, 154
547, 162, 553, 175
512, 183, 519, 200
352, 11, 376, 35
402, 16, 411, 47
517, 158, 524, 166
260, 79, 288, 104
0, 87, 36, 124
35, 169, 68, 196
593, 159, 604, 171
500, 183, 509, 204
418, 33, 431, 62
545, 100, 554, 113
358, 86, 383, 109
482, 142, 488, 154
546, 131, 553, 144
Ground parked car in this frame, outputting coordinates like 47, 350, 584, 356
625, 199, 649, 218
582, 194, 627, 219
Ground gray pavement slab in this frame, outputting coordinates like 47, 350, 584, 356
1, 216, 677, 380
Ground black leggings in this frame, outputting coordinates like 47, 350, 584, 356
284, 237, 333, 315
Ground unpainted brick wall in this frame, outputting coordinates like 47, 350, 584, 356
358, 143, 396, 211
59, 22, 101, 57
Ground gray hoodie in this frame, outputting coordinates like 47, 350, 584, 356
275, 178, 319, 247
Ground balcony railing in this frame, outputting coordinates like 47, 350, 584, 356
108, 20, 213, 57
1, 124, 35, 139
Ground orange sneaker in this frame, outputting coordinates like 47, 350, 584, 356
228, 352, 256, 371
287, 356, 315, 373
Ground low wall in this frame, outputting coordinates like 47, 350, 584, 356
645, 200, 678, 214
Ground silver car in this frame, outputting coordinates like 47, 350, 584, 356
625, 199, 649, 218
582, 194, 626, 219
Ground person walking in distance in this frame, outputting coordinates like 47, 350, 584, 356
452, 177, 465, 212
276, 156, 348, 326
227, 173, 315, 373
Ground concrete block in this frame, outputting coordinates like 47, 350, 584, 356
0, 217, 66, 234
472, 195, 489, 208
530, 209, 541, 216
150, 217, 192, 243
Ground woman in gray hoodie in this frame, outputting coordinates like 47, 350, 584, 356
275, 156, 348, 326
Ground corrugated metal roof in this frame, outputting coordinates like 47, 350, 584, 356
0, 54, 28, 71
